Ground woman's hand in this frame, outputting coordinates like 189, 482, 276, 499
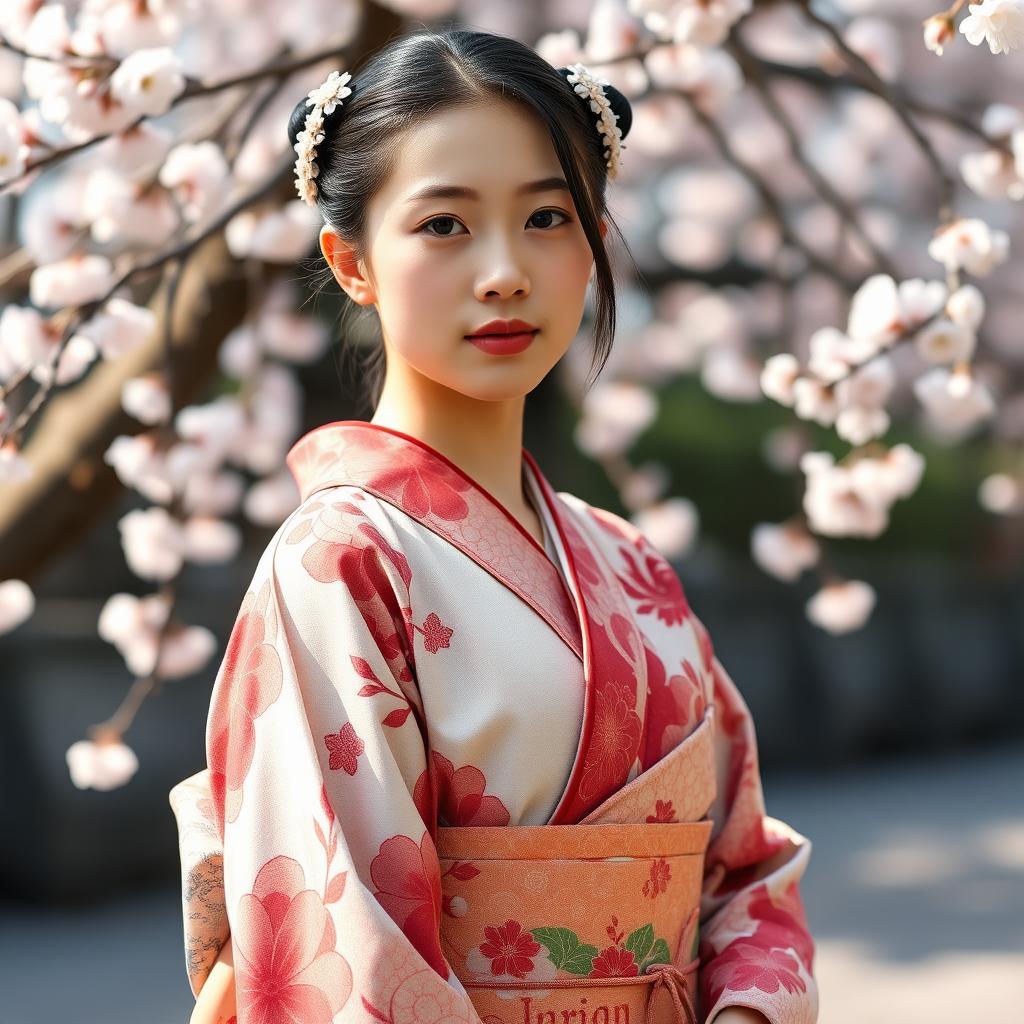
709, 1009, 772, 1024
189, 935, 236, 1024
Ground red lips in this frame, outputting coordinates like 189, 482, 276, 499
466, 318, 539, 337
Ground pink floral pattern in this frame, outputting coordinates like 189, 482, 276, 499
415, 611, 454, 653
432, 752, 511, 826
641, 857, 671, 899
370, 832, 448, 979
234, 856, 352, 1024
616, 540, 691, 626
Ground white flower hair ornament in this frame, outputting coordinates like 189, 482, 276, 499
294, 69, 354, 207
559, 63, 631, 180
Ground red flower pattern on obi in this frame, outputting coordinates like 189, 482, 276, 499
646, 799, 678, 823
580, 679, 642, 801
590, 946, 640, 977
324, 722, 364, 776
208, 588, 283, 830
417, 612, 454, 653
617, 542, 690, 626
479, 920, 541, 978
370, 455, 472, 521
432, 751, 511, 826
370, 832, 449, 979
705, 941, 807, 1006
641, 857, 671, 899
234, 856, 352, 1024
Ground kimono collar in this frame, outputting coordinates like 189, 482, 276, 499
285, 420, 584, 659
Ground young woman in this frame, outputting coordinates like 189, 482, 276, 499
169, 27, 818, 1024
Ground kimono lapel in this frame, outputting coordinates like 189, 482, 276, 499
523, 451, 650, 825
285, 421, 583, 660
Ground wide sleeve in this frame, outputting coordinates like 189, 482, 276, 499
692, 615, 819, 1024
168, 492, 482, 1024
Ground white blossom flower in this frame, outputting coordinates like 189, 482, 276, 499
914, 367, 996, 436
645, 43, 743, 113
183, 470, 246, 517
801, 452, 888, 537
835, 405, 890, 446
631, 497, 698, 559
76, 298, 158, 361
979, 473, 1023, 513
0, 579, 34, 634
923, 14, 955, 54
834, 357, 893, 410
104, 434, 174, 504
946, 284, 986, 331
760, 353, 800, 406
182, 515, 242, 564
793, 377, 838, 427
959, 148, 1024, 201
808, 326, 855, 384
928, 218, 1010, 276
701, 347, 762, 402
959, 0, 1024, 54
225, 201, 320, 262
261, 310, 329, 364
0, 98, 29, 186
29, 254, 115, 309
109, 47, 185, 118
914, 319, 976, 364
122, 373, 172, 425
66, 737, 139, 791
576, 381, 658, 457
84, 167, 179, 245
751, 522, 820, 582
536, 28, 586, 67
98, 592, 171, 647
586, 0, 644, 62
671, 0, 752, 47
176, 396, 249, 468
118, 506, 186, 581
158, 141, 230, 223
244, 470, 300, 526
806, 579, 876, 635
847, 275, 947, 349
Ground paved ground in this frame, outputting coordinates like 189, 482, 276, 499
1, 740, 1021, 1023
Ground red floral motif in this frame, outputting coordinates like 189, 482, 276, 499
370, 832, 448, 979
208, 587, 283, 831
590, 946, 640, 978
616, 542, 690, 626
647, 799, 678, 823
234, 856, 352, 1024
748, 884, 815, 971
432, 752, 511, 826
415, 612, 454, 653
324, 722, 364, 776
703, 941, 807, 1008
370, 454, 472, 521
641, 857, 671, 899
351, 655, 415, 730
479, 920, 541, 978
580, 679, 642, 801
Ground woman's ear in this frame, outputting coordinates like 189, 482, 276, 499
320, 226, 376, 306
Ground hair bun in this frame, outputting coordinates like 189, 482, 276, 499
557, 65, 633, 143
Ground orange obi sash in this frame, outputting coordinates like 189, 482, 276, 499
436, 708, 718, 1024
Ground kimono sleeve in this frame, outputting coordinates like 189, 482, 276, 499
693, 617, 819, 1024
170, 491, 482, 1024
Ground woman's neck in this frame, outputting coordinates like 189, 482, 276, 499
370, 374, 530, 515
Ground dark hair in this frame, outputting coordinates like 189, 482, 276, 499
288, 27, 635, 409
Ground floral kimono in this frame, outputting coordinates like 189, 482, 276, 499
168, 420, 817, 1024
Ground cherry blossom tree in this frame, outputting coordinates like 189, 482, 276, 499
1, 0, 1023, 789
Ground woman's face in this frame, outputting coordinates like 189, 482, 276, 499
321, 99, 605, 403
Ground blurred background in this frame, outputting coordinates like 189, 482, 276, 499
1, 0, 1023, 1021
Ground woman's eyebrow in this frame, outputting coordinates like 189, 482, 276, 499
404, 176, 571, 204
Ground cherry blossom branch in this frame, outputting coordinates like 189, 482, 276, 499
655, 85, 862, 291
726, 34, 901, 280
795, 0, 958, 219
2, 155, 290, 443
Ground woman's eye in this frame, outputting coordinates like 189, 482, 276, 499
528, 209, 570, 229
420, 215, 466, 238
